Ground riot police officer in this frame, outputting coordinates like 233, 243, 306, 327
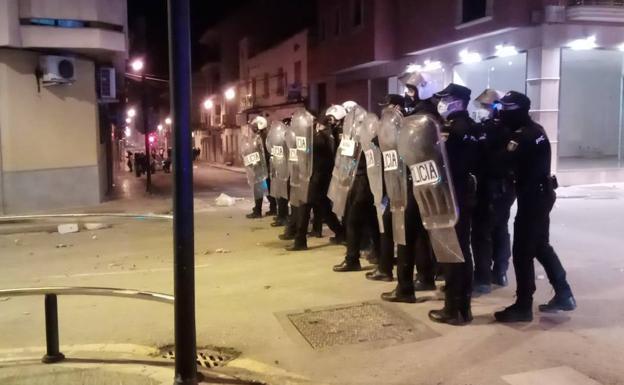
471, 89, 516, 294
246, 116, 278, 219
287, 108, 346, 251
428, 84, 478, 325
366, 94, 405, 283
333, 106, 381, 272
494, 91, 576, 323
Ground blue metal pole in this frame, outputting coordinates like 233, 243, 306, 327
167, 0, 197, 384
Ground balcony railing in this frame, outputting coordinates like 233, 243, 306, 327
568, 0, 624, 6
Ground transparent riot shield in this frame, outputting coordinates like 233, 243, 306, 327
291, 108, 314, 203
266, 121, 289, 200
327, 105, 367, 218
240, 128, 269, 200
398, 113, 463, 263
284, 125, 301, 206
360, 112, 385, 233
378, 107, 409, 245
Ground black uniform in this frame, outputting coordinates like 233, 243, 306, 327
506, 121, 572, 308
342, 156, 381, 267
378, 98, 438, 297
293, 127, 344, 248
439, 110, 478, 315
252, 129, 277, 216
472, 118, 516, 287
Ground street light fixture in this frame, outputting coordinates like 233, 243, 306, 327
165, 117, 172, 125
124, 127, 131, 137
125, 117, 132, 124
158, 124, 164, 131
130, 58, 144, 73
224, 87, 236, 101
127, 108, 137, 118
203, 99, 214, 110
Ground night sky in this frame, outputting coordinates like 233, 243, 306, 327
127, 0, 250, 77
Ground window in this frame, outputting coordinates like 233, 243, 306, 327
276, 68, 285, 96
461, 0, 488, 23
352, 0, 363, 27
263, 73, 269, 98
294, 61, 302, 85
334, 8, 341, 36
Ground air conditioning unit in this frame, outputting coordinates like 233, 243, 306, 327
544, 5, 566, 23
98, 67, 116, 100
40, 55, 76, 85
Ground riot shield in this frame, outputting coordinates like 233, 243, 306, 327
398, 113, 463, 263
327, 105, 367, 218
291, 108, 314, 203
240, 127, 269, 200
378, 107, 409, 245
284, 124, 301, 206
266, 121, 289, 200
360, 112, 385, 233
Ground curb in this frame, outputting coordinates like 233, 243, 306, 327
206, 163, 246, 175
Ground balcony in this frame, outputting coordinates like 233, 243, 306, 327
567, 0, 624, 23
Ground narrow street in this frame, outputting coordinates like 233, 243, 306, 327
1, 164, 623, 384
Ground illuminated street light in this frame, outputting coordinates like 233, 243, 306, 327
127, 108, 137, 118
494, 44, 518, 58
459, 49, 482, 64
165, 117, 172, 125
567, 36, 597, 50
124, 127, 131, 137
148, 135, 155, 144
224, 87, 236, 101
130, 58, 144, 72
158, 124, 163, 131
125, 117, 132, 124
203, 99, 214, 110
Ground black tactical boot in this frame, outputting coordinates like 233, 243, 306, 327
278, 232, 295, 241
332, 259, 362, 272
308, 229, 323, 238
365, 268, 393, 282
381, 288, 416, 304
494, 302, 533, 323
270, 218, 287, 227
538, 294, 577, 313
429, 296, 473, 326
413, 278, 436, 292
246, 211, 262, 219
492, 272, 508, 287
329, 233, 346, 245
286, 241, 307, 251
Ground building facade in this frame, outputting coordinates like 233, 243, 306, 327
309, 0, 624, 185
0, 0, 128, 213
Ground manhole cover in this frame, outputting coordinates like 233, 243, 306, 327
162, 349, 234, 369
287, 302, 438, 349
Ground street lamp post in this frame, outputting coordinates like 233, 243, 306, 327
167, 1, 197, 385
131, 58, 152, 193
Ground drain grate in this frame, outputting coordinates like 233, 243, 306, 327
162, 350, 233, 369
287, 302, 438, 349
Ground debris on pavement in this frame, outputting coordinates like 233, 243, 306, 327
14, 239, 20, 245
84, 223, 110, 230
0, 297, 9, 302
215, 193, 237, 207
264, 285, 272, 290
91, 235, 97, 240
108, 263, 122, 268
22, 312, 30, 316
57, 223, 79, 234
55, 243, 73, 248
215, 248, 231, 254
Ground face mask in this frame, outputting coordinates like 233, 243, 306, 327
499, 109, 526, 127
437, 99, 464, 119
474, 108, 492, 122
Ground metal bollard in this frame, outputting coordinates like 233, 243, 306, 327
42, 294, 65, 363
